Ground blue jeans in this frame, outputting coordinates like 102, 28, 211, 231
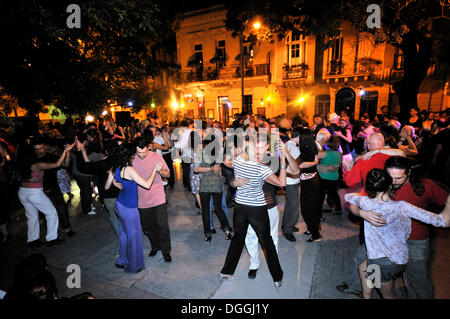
104, 197, 121, 252
209, 192, 230, 230
403, 239, 433, 299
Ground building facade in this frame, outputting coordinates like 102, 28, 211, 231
174, 5, 448, 125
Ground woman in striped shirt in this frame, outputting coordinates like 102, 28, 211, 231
220, 133, 287, 288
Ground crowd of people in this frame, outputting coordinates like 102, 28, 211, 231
0, 105, 449, 299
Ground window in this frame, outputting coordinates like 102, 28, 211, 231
393, 48, 404, 70
207, 109, 214, 118
315, 95, 330, 116
217, 40, 226, 60
194, 44, 203, 64
286, 30, 306, 66
257, 108, 266, 116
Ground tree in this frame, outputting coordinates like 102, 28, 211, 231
224, 0, 450, 122
0, 0, 177, 117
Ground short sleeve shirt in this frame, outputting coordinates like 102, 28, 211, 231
132, 152, 169, 209
233, 156, 273, 206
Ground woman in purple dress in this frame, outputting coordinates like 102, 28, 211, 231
105, 143, 162, 273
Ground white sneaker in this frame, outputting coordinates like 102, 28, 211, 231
88, 211, 97, 215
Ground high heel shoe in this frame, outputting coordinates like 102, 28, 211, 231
204, 236, 212, 243
219, 273, 234, 281
224, 230, 232, 240
274, 281, 283, 289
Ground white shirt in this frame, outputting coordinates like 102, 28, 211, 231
153, 135, 164, 156
286, 140, 300, 185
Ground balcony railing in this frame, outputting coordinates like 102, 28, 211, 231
182, 64, 269, 83
283, 65, 309, 80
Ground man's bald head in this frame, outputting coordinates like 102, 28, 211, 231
367, 133, 385, 151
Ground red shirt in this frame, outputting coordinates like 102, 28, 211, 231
343, 153, 391, 194
393, 179, 448, 240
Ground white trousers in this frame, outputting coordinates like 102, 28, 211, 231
18, 187, 59, 242
245, 206, 279, 270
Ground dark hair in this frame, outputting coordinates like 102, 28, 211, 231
365, 168, 393, 198
15, 142, 38, 180
103, 140, 119, 156
142, 129, 154, 144
5, 254, 48, 300
29, 136, 45, 147
298, 128, 318, 157
134, 136, 150, 149
327, 135, 341, 151
180, 120, 188, 127
28, 270, 57, 300
112, 142, 135, 171
385, 156, 424, 197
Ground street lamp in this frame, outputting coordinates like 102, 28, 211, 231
240, 20, 262, 114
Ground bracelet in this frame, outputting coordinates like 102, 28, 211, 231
281, 166, 287, 170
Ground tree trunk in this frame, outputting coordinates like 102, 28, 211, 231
396, 31, 432, 123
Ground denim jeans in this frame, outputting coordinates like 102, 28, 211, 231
209, 192, 230, 230
103, 197, 121, 252
403, 239, 433, 299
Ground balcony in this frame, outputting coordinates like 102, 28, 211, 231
282, 64, 309, 80
181, 64, 269, 83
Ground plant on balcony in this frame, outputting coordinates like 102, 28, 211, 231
329, 59, 344, 75
358, 57, 382, 74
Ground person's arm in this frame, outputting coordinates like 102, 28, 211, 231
152, 143, 169, 151
162, 133, 173, 148
400, 199, 450, 227
265, 155, 287, 187
105, 170, 114, 190
361, 148, 405, 160
299, 155, 319, 169
398, 135, 418, 156
231, 176, 250, 187
345, 193, 388, 226
336, 129, 352, 143
127, 163, 161, 189
33, 145, 73, 170
280, 142, 300, 176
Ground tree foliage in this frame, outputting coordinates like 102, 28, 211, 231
0, 0, 177, 116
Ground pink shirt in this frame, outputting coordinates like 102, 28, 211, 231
132, 152, 169, 209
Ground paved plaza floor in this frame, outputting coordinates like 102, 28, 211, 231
1, 163, 449, 299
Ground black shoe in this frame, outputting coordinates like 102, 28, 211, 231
204, 236, 212, 243
292, 226, 299, 232
303, 230, 311, 235
336, 282, 349, 293
66, 230, 76, 237
248, 269, 258, 279
320, 217, 325, 222
27, 239, 43, 248
282, 232, 296, 242
46, 238, 65, 247
224, 230, 232, 240
115, 263, 125, 269
163, 253, 172, 262
307, 236, 322, 243
149, 250, 158, 257
210, 228, 217, 234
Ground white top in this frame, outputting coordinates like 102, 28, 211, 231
286, 140, 300, 185
233, 156, 273, 206
345, 193, 446, 264
153, 135, 164, 156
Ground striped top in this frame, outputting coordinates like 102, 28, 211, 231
233, 156, 273, 206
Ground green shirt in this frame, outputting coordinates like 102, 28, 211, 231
318, 150, 342, 181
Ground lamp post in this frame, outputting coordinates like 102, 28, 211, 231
240, 20, 261, 114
